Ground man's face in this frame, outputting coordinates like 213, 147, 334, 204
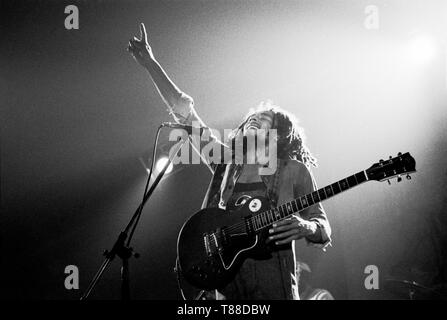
243, 110, 274, 136
239, 110, 277, 173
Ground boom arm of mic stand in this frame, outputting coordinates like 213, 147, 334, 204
80, 135, 189, 300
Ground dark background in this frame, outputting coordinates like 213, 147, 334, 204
1, 0, 446, 299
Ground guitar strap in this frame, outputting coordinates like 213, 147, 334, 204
262, 160, 281, 208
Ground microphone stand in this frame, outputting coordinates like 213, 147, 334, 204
80, 129, 189, 300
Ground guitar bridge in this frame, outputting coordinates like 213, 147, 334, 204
203, 228, 227, 257
203, 232, 219, 256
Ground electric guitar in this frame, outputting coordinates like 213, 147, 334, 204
176, 152, 416, 294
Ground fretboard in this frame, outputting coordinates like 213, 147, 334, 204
249, 170, 368, 231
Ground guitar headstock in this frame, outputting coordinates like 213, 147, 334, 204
366, 152, 416, 182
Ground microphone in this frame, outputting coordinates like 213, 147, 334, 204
161, 122, 207, 135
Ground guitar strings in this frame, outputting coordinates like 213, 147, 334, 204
207, 210, 295, 254
218, 209, 285, 235
224, 202, 302, 234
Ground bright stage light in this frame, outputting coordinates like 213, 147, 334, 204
155, 157, 173, 174
407, 34, 437, 65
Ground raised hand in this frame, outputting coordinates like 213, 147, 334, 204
127, 23, 154, 67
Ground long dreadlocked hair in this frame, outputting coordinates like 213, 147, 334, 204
228, 100, 317, 168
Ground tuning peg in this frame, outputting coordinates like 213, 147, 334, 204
406, 174, 412, 180
397, 175, 402, 182
387, 180, 391, 185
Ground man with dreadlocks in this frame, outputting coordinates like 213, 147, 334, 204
128, 23, 331, 300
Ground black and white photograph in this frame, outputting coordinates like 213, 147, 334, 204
2, 0, 447, 306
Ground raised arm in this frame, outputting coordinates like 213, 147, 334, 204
127, 23, 226, 171
127, 23, 203, 125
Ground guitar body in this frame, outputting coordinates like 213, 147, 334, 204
177, 196, 271, 291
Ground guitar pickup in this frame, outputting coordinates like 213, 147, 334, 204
203, 233, 212, 256
203, 229, 227, 257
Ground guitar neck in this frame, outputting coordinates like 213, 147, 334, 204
251, 170, 369, 231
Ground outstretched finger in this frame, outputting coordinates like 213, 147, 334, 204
140, 23, 148, 43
